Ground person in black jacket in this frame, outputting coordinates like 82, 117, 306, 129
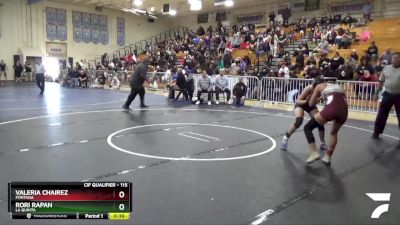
123, 54, 150, 110
233, 77, 247, 107
13, 60, 24, 84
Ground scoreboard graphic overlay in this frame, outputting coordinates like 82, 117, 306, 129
8, 182, 132, 220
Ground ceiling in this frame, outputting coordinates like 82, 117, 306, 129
52, 0, 284, 16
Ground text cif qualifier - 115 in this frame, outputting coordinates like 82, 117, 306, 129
8, 182, 132, 220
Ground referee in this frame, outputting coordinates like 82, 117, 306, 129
122, 54, 150, 110
372, 52, 400, 139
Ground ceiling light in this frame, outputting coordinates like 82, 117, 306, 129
169, 9, 177, 16
224, 0, 233, 7
133, 0, 143, 7
190, 0, 202, 11
150, 6, 155, 12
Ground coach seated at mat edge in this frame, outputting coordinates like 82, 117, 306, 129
214, 69, 232, 105
196, 71, 213, 105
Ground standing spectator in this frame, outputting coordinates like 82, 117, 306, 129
366, 41, 379, 58
372, 52, 400, 139
269, 11, 276, 24
362, 1, 373, 21
13, 60, 24, 84
24, 62, 33, 81
214, 69, 231, 104
0, 60, 7, 83
101, 53, 109, 68
282, 7, 291, 27
195, 71, 213, 105
35, 61, 46, 95
277, 30, 287, 57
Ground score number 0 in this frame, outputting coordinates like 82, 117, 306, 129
118, 191, 126, 211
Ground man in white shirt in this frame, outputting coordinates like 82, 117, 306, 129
35, 61, 46, 95
278, 62, 290, 78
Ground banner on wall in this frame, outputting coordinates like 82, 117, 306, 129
72, 11, 82, 26
235, 13, 264, 24
46, 42, 67, 58
305, 0, 320, 11
328, 0, 365, 13
91, 14, 99, 28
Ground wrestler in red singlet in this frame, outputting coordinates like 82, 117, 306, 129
303, 77, 348, 165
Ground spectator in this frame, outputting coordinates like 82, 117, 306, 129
379, 48, 392, 64
330, 51, 345, 72
342, 13, 354, 25
24, 62, 33, 82
366, 41, 379, 58
314, 38, 329, 55
306, 55, 317, 66
336, 61, 354, 80
277, 29, 287, 57
318, 54, 331, 70
195, 71, 213, 105
356, 56, 375, 79
269, 11, 276, 24
362, 1, 373, 21
372, 52, 400, 139
338, 31, 352, 49
282, 7, 291, 27
278, 61, 290, 78
350, 49, 359, 62
0, 60, 7, 82
232, 77, 247, 107
13, 60, 23, 84
214, 69, 231, 104
101, 53, 109, 68
78, 70, 88, 88
295, 50, 305, 70
298, 40, 309, 55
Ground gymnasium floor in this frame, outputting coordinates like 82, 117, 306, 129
0, 83, 399, 225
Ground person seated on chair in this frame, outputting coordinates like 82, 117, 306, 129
110, 75, 120, 90
214, 69, 231, 104
232, 77, 247, 107
168, 68, 187, 100
196, 71, 213, 105
79, 70, 88, 88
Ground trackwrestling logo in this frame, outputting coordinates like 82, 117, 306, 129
366, 193, 391, 219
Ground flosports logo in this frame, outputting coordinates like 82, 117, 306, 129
366, 193, 391, 219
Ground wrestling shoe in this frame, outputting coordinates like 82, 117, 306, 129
320, 143, 327, 151
195, 100, 201, 105
322, 154, 331, 166
281, 135, 288, 151
208, 101, 212, 106
306, 152, 320, 164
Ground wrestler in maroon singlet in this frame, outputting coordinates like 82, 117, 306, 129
304, 77, 348, 165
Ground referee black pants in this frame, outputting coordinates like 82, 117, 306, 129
124, 87, 145, 108
373, 92, 400, 135
35, 73, 45, 94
